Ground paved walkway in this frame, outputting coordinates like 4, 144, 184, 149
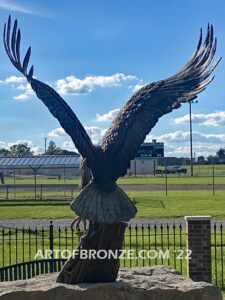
0, 217, 224, 229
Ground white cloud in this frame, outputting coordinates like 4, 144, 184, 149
84, 126, 107, 143
132, 84, 145, 93
165, 144, 225, 158
146, 130, 225, 157
48, 128, 66, 137
174, 111, 225, 127
0, 76, 34, 100
62, 141, 77, 152
13, 83, 34, 100
7, 140, 33, 148
56, 73, 138, 95
147, 130, 225, 144
0, 141, 7, 148
0, 0, 34, 14
0, 0, 53, 17
0, 76, 26, 84
1, 72, 138, 100
31, 146, 44, 154
0, 139, 43, 155
48, 126, 107, 144
96, 109, 120, 122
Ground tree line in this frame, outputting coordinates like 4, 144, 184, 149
0, 141, 77, 157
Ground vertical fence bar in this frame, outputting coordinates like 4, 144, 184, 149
22, 228, 25, 263
214, 223, 218, 285
2, 228, 5, 267
154, 224, 157, 265
49, 221, 54, 273
35, 228, 38, 260
147, 224, 151, 267
179, 223, 183, 274
167, 224, 170, 267
173, 223, 176, 270
28, 227, 31, 261
49, 221, 54, 259
129, 225, 132, 268
8, 228, 11, 266
141, 224, 145, 267
135, 224, 138, 267
15, 228, 18, 264
220, 223, 224, 288
65, 227, 68, 252
58, 227, 61, 259
160, 224, 164, 265
41, 227, 45, 257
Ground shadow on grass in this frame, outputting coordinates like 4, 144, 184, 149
138, 198, 166, 209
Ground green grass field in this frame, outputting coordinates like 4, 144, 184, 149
0, 190, 225, 219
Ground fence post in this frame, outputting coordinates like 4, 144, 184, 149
185, 216, 212, 283
49, 221, 54, 259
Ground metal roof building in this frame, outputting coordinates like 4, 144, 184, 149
0, 155, 81, 199
0, 155, 80, 168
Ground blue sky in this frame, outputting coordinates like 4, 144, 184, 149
0, 0, 225, 157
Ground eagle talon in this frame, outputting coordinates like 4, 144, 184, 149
71, 216, 87, 231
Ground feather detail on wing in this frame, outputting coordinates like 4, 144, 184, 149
4, 16, 95, 164
99, 24, 221, 180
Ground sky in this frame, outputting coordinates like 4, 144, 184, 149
0, 0, 225, 158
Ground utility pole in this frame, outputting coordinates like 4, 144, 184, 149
44, 137, 48, 154
189, 100, 198, 177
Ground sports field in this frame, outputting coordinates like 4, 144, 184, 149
0, 190, 225, 219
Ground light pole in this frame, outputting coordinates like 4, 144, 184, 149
44, 137, 48, 154
189, 100, 198, 177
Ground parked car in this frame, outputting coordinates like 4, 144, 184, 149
165, 165, 187, 174
156, 165, 187, 175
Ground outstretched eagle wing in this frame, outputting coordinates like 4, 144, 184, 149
4, 16, 95, 165
99, 25, 221, 180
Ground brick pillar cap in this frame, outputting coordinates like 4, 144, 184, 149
185, 216, 212, 221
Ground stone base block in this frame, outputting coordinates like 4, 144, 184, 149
0, 266, 222, 300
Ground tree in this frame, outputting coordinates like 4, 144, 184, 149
207, 155, 214, 164
0, 148, 11, 157
197, 156, 205, 164
10, 144, 33, 157
46, 140, 61, 155
216, 148, 225, 158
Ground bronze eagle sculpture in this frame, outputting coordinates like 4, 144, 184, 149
4, 16, 220, 224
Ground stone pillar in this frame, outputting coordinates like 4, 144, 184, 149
185, 216, 212, 283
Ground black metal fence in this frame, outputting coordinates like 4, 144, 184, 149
1, 221, 225, 290
0, 184, 78, 200
0, 222, 186, 281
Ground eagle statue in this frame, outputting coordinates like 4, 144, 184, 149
4, 16, 220, 225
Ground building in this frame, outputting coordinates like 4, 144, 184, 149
0, 155, 80, 178
128, 158, 157, 175
136, 140, 164, 158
